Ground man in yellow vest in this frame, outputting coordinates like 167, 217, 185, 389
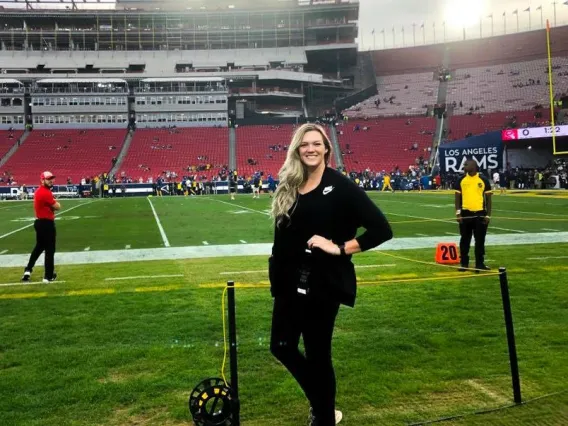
455, 159, 492, 272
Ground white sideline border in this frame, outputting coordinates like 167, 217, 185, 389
0, 232, 566, 268
0, 280, 66, 287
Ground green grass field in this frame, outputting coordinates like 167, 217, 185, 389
1, 191, 567, 425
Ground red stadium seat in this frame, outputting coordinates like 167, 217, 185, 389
0, 130, 24, 160
119, 128, 228, 181
337, 118, 436, 172
447, 110, 550, 140
236, 125, 336, 177
0, 129, 127, 185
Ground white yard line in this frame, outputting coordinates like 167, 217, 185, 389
207, 198, 270, 216
0, 281, 66, 287
493, 208, 566, 217
445, 232, 459, 236
541, 228, 560, 232
239, 240, 247, 244
0, 200, 97, 240
125, 245, 131, 249
84, 247, 90, 251
379, 198, 566, 218
388, 211, 526, 234
1, 232, 566, 268
415, 233, 429, 237
0, 249, 8, 254
104, 274, 184, 281
465, 380, 508, 404
147, 197, 170, 247
202, 241, 209, 245
0, 203, 32, 211
490, 226, 525, 234
526, 255, 568, 260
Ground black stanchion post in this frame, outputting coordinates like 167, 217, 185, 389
227, 281, 240, 425
498, 267, 522, 404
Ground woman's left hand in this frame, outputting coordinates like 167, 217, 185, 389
307, 235, 340, 255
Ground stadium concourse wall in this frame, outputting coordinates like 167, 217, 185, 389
333, 84, 378, 114
0, 49, 326, 85
371, 25, 568, 75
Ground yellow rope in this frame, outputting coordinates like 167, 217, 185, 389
358, 272, 500, 285
376, 250, 492, 273
208, 270, 500, 291
490, 216, 568, 222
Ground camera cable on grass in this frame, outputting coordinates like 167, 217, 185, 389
189, 254, 522, 426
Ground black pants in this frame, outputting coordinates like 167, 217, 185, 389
25, 219, 56, 279
270, 294, 340, 426
459, 211, 488, 267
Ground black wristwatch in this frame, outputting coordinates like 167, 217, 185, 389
338, 244, 346, 256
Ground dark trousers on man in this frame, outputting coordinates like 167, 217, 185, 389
270, 293, 340, 426
459, 210, 488, 267
25, 219, 56, 279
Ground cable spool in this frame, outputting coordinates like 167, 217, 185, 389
189, 377, 235, 426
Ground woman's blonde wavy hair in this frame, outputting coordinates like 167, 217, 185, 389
271, 123, 333, 227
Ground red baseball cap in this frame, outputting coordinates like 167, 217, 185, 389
40, 171, 55, 180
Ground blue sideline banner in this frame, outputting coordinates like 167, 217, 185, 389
438, 132, 503, 173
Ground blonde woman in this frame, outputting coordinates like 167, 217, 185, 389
269, 123, 393, 426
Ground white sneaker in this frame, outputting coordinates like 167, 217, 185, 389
308, 408, 343, 425
42, 272, 57, 284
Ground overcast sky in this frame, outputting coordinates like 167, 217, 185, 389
358, 0, 568, 49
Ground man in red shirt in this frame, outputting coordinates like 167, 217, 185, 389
21, 171, 61, 283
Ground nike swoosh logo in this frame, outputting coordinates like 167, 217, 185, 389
323, 186, 334, 195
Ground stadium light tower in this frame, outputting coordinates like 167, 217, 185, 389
524, 6, 531, 30
412, 23, 416, 46
433, 21, 436, 42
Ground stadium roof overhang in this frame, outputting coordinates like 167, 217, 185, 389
0, 0, 358, 13
36, 78, 128, 84
0, 78, 24, 85
141, 77, 225, 83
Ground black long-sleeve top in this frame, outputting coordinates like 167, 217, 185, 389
269, 167, 393, 307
